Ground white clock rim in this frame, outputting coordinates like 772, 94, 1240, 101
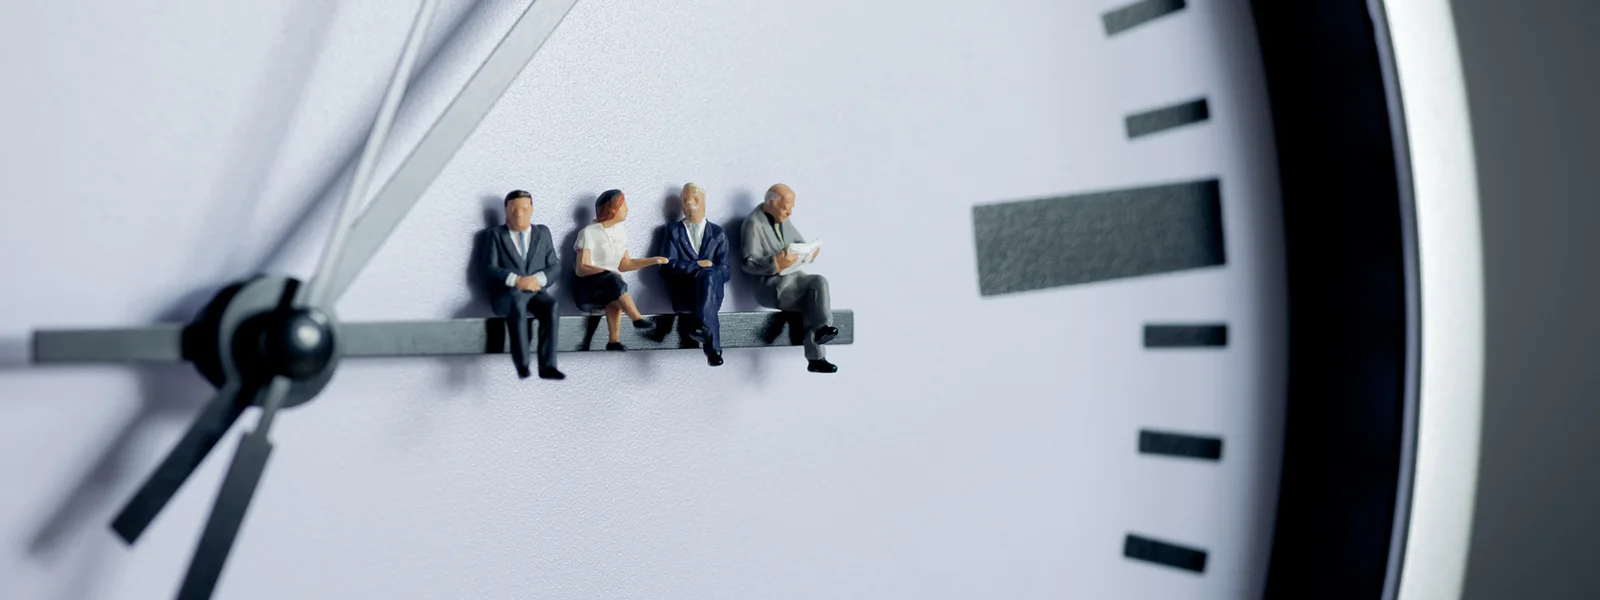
1382, 0, 1486, 598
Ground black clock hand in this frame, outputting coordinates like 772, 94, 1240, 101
172, 2, 441, 597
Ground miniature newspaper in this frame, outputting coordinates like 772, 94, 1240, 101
778, 240, 822, 275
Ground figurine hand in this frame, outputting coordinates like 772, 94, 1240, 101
697, 259, 713, 268
515, 275, 542, 291
654, 256, 669, 265
774, 250, 799, 271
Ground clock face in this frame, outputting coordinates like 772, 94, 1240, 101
0, 1, 1289, 598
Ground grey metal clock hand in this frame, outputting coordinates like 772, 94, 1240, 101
101, 3, 442, 553
318, 0, 581, 305
172, 3, 440, 598
298, 0, 438, 310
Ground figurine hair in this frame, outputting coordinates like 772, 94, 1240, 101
764, 187, 781, 204
504, 189, 532, 206
594, 189, 624, 222
682, 182, 704, 201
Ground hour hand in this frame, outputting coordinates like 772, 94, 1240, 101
110, 380, 252, 544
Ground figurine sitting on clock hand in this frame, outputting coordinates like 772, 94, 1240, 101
741, 183, 838, 373
573, 189, 668, 351
483, 189, 564, 380
658, 182, 731, 367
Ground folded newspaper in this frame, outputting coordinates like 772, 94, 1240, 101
778, 240, 821, 275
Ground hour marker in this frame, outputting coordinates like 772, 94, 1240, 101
1138, 429, 1223, 461
1124, 534, 1208, 573
1126, 98, 1210, 139
1144, 324, 1228, 348
1102, 0, 1187, 36
972, 179, 1225, 296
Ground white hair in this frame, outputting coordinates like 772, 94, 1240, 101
765, 187, 782, 203
682, 182, 704, 200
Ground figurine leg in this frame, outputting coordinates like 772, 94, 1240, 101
526, 291, 558, 370
777, 274, 831, 360
604, 302, 623, 343
617, 293, 646, 321
694, 270, 725, 351
505, 290, 535, 375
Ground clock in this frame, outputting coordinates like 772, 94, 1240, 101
0, 0, 1483, 599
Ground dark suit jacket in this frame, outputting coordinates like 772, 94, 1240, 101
659, 219, 730, 311
481, 223, 561, 315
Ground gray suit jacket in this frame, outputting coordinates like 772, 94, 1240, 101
482, 223, 561, 315
740, 205, 809, 307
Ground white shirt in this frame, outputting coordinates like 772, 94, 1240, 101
683, 219, 705, 255
576, 222, 627, 273
503, 227, 548, 288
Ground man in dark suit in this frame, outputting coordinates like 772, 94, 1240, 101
483, 189, 564, 380
658, 182, 730, 366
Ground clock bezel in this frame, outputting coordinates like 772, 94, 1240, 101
1251, 0, 1482, 598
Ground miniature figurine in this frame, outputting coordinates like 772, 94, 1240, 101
740, 183, 839, 372
573, 189, 668, 351
658, 182, 730, 366
483, 190, 564, 380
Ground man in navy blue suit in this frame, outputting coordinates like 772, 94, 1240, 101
658, 182, 730, 366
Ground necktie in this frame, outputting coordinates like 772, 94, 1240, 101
515, 231, 527, 259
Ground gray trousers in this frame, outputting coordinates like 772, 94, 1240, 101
774, 273, 832, 360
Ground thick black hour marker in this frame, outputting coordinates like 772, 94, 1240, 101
1102, 0, 1188, 36
1126, 98, 1210, 139
972, 179, 1225, 296
1144, 324, 1228, 348
1139, 429, 1223, 461
1124, 534, 1208, 573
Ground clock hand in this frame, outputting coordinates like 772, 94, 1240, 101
37, 310, 857, 361
318, 0, 581, 305
99, 1, 441, 554
170, 3, 440, 598
297, 0, 438, 310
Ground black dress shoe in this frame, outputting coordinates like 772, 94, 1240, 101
606, 341, 626, 351
813, 326, 839, 345
516, 364, 532, 379
688, 325, 712, 345
632, 318, 654, 330
538, 366, 566, 380
705, 348, 724, 367
807, 359, 838, 373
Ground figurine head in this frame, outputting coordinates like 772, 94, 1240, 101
594, 189, 627, 224
680, 182, 707, 222
503, 189, 533, 231
763, 184, 795, 222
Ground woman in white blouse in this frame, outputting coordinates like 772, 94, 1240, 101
573, 189, 668, 350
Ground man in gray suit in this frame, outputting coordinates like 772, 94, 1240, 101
482, 189, 565, 380
741, 183, 839, 373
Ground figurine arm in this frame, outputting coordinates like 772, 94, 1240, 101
531, 226, 558, 286
575, 248, 608, 277
483, 231, 517, 286
661, 231, 698, 276
710, 228, 731, 280
741, 219, 778, 276
619, 250, 663, 272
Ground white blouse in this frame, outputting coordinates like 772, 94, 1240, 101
575, 222, 627, 273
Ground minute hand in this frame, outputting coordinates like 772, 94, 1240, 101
320, 0, 580, 305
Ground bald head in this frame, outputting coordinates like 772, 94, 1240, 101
763, 183, 795, 222
680, 182, 707, 223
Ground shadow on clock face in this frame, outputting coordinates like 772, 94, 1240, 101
26, 288, 220, 562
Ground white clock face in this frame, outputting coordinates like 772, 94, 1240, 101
0, 1, 1286, 598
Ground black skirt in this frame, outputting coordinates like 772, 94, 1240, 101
572, 271, 627, 311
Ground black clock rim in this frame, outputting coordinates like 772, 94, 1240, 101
1250, 0, 1421, 598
